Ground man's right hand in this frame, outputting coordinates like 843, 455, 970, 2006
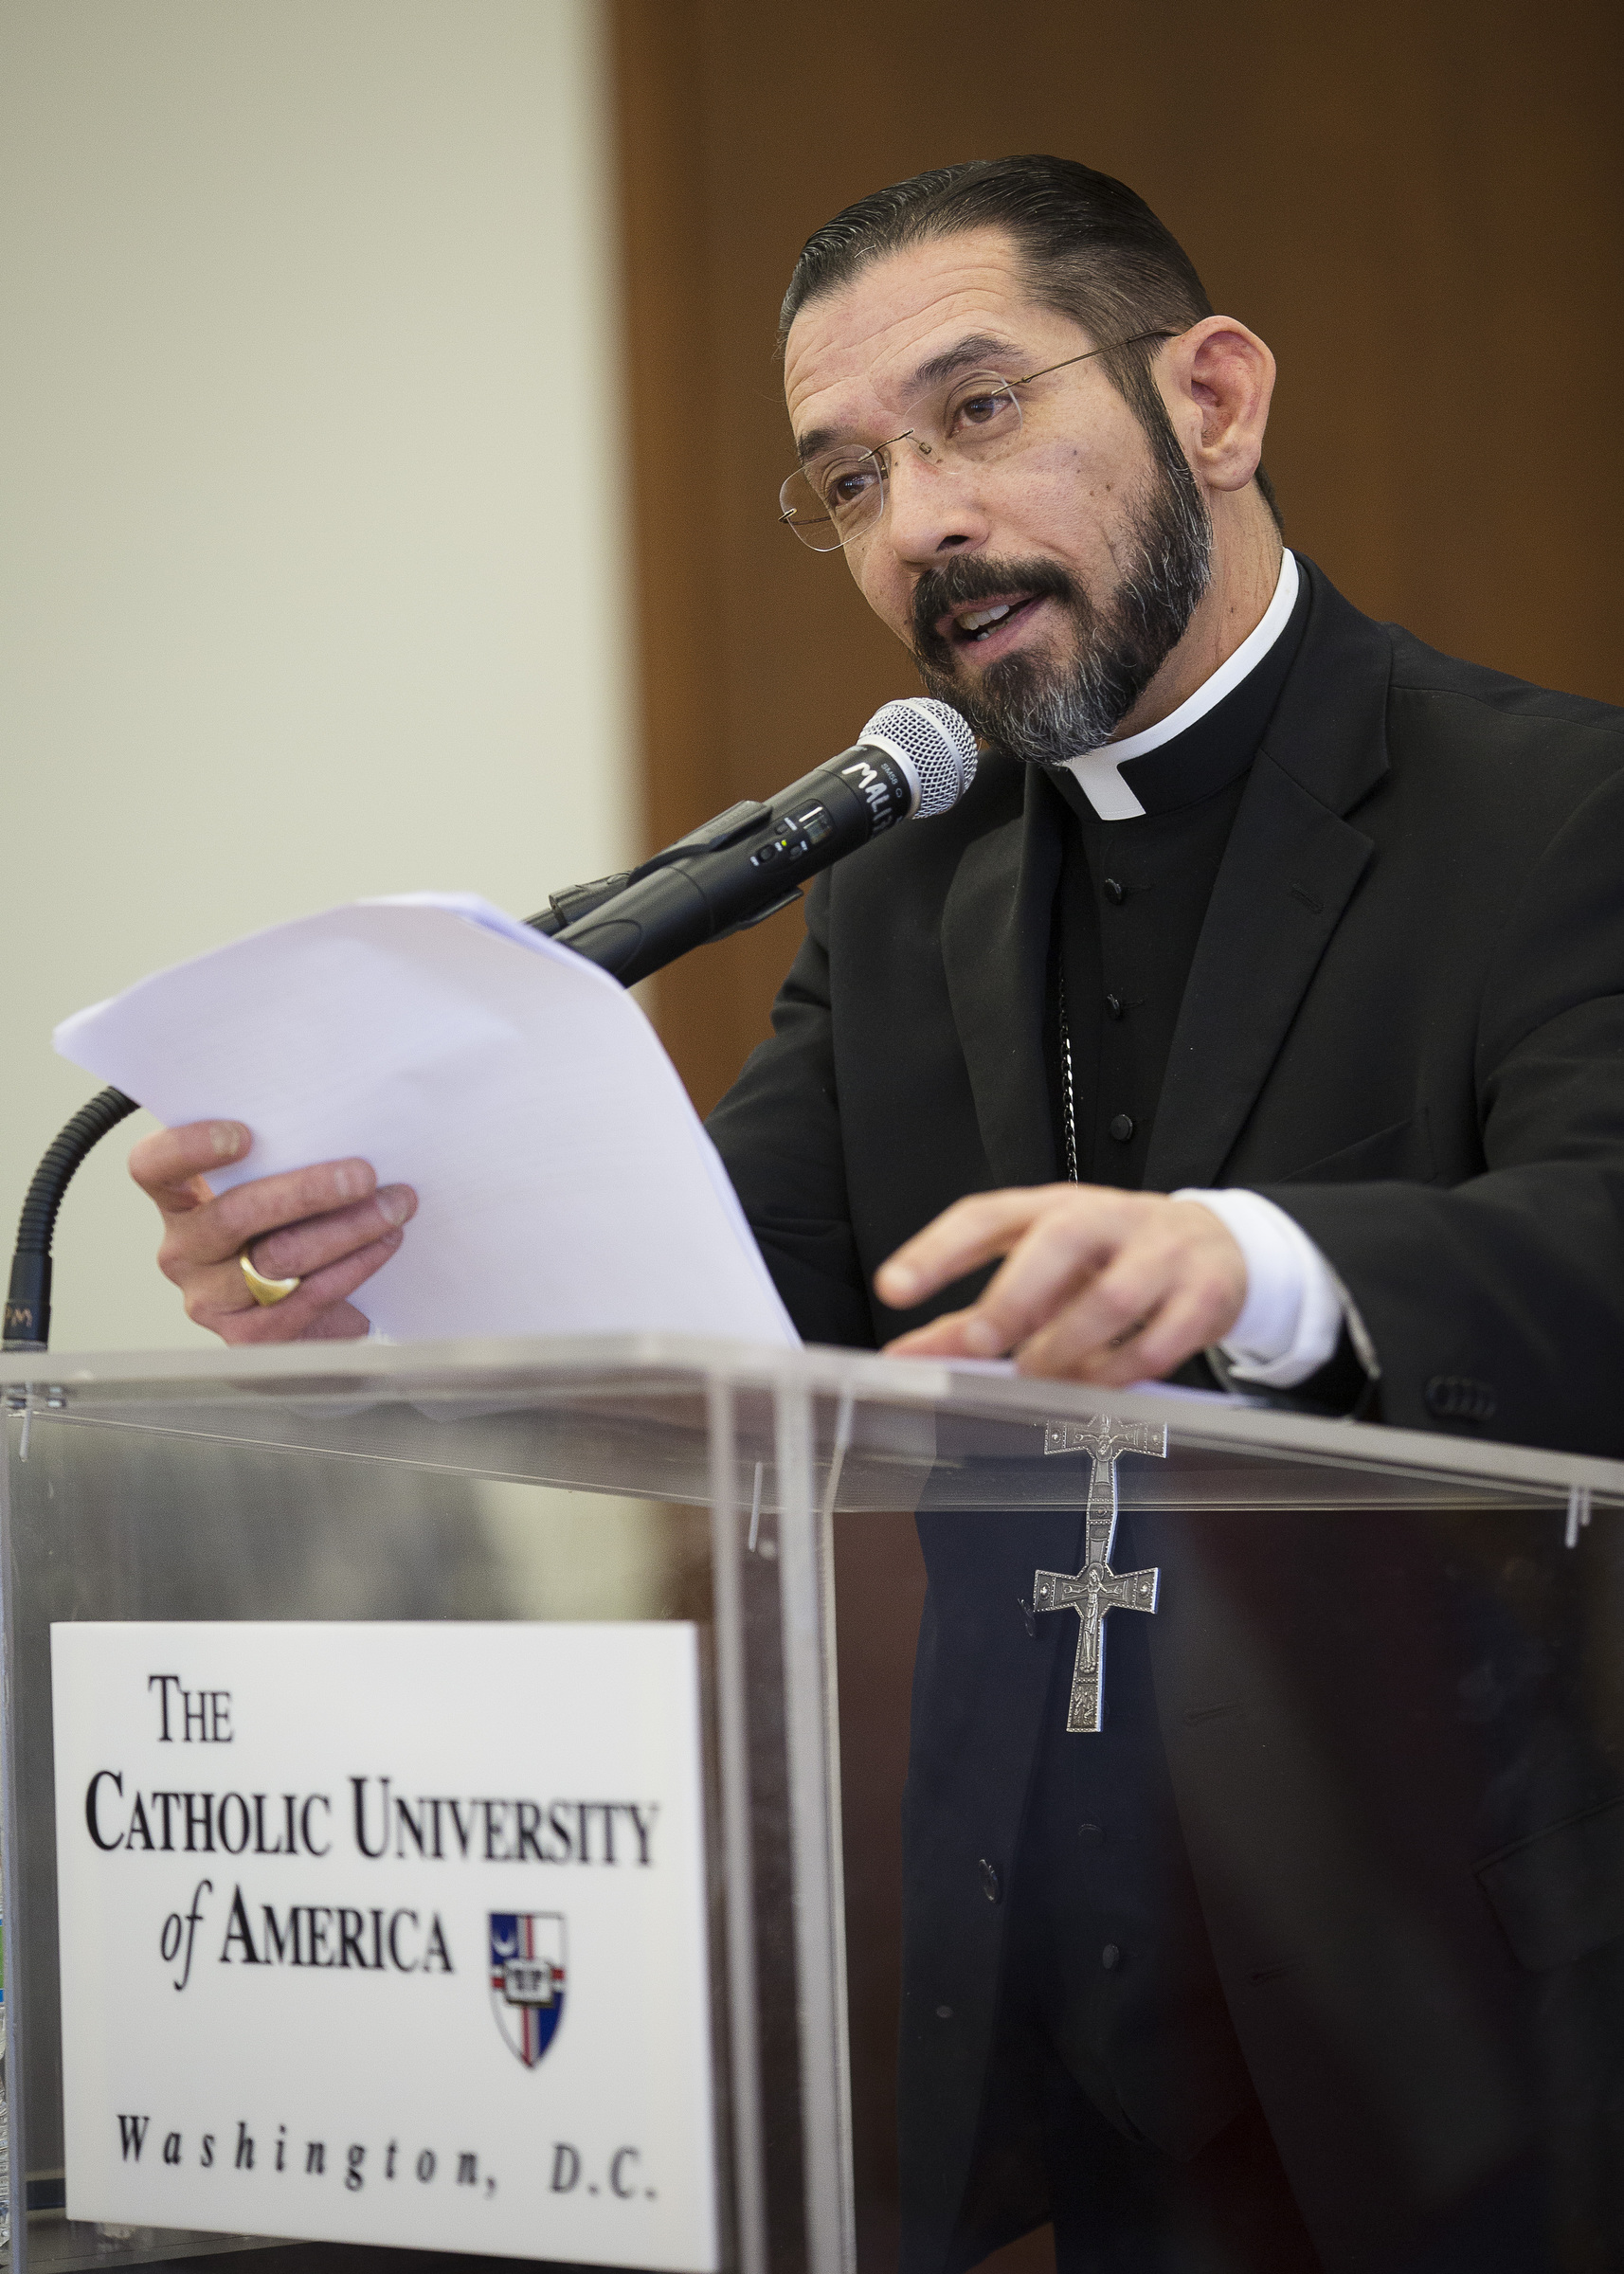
129, 1121, 417, 1345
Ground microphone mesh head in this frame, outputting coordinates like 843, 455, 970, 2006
858, 696, 979, 818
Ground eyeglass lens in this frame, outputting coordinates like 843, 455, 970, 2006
780, 371, 1025, 552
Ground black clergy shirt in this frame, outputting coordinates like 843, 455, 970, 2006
1043, 567, 1311, 1190
984, 566, 1317, 2168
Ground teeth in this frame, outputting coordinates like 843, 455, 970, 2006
957, 603, 1014, 634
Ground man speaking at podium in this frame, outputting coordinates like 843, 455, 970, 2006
133, 159, 1624, 2272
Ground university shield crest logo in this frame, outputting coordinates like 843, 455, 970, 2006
488, 1913, 566, 2067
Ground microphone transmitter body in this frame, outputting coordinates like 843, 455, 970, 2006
554, 703, 972, 987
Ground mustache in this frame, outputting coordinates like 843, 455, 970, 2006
911, 555, 1080, 666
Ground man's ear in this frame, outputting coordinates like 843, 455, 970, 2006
1160, 316, 1275, 495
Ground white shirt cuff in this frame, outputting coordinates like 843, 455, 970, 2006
1172, 1187, 1346, 1388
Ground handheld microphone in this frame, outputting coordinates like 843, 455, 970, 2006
550, 695, 978, 987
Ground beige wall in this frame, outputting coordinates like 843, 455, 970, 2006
0, 0, 637, 1352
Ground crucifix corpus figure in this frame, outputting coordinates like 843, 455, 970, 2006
1033, 1417, 1168, 1732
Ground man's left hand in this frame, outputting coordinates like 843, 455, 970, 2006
875, 1185, 1247, 1385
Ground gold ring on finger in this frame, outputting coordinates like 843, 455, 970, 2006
240, 1245, 302, 1306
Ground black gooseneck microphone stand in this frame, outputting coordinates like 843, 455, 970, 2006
3, 694, 975, 1353
5, 1089, 141, 1351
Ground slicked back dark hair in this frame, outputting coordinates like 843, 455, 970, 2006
780, 154, 1282, 532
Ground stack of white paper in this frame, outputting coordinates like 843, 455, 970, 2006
55, 893, 799, 1347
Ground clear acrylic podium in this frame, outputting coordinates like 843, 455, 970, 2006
3, 1335, 1622, 2274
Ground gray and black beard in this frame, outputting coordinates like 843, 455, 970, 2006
910, 424, 1214, 766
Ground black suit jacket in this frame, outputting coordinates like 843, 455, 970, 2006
710, 558, 1624, 1455
708, 564, 1624, 2271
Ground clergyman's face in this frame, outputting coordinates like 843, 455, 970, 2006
782, 226, 1212, 759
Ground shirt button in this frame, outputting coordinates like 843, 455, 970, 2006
1102, 876, 1126, 904
1077, 1821, 1104, 1845
1109, 1113, 1135, 1144
1104, 993, 1124, 1020
979, 1858, 1001, 1904
1101, 1942, 1122, 1971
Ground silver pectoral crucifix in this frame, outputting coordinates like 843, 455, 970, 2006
1033, 1417, 1167, 1733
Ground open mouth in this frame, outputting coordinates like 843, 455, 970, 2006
939, 592, 1043, 647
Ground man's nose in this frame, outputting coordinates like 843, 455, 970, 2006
882, 443, 988, 565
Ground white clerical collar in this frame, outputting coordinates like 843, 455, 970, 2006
1058, 549, 1301, 822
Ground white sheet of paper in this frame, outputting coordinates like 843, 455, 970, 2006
54, 893, 798, 1346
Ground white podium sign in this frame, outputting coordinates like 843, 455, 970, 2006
51, 1621, 719, 2271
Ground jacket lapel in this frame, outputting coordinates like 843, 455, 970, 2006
1142, 562, 1393, 1193
940, 767, 1060, 1188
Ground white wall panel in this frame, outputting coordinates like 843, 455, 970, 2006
0, 0, 637, 1350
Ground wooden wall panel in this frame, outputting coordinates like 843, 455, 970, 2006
614, 0, 1623, 1114
609, 12, 1621, 2266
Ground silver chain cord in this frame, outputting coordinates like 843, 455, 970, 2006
1057, 963, 1079, 1184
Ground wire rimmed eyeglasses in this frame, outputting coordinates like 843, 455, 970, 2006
778, 330, 1179, 553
